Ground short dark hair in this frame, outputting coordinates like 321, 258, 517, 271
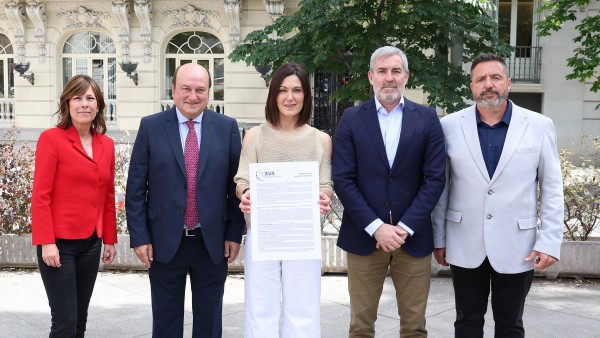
265, 63, 312, 128
470, 53, 509, 78
172, 64, 212, 88
55, 75, 107, 134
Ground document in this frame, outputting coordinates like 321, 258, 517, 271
249, 161, 321, 261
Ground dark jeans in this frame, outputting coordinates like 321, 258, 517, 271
450, 257, 534, 338
37, 232, 102, 338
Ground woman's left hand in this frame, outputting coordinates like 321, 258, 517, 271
102, 244, 117, 264
318, 192, 331, 214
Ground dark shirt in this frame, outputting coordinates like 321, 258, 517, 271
476, 101, 512, 178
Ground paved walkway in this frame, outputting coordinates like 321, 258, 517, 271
1, 269, 599, 337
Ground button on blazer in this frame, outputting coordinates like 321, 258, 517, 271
31, 126, 117, 245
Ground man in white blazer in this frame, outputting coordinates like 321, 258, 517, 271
432, 53, 564, 338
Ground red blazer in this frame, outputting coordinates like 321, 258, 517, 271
31, 126, 117, 245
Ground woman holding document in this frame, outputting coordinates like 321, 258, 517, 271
234, 62, 334, 338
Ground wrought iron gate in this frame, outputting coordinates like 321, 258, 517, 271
311, 69, 352, 136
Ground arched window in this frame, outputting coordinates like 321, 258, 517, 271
62, 31, 117, 122
0, 34, 15, 123
163, 31, 225, 113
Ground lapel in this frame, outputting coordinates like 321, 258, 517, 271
198, 109, 213, 179
91, 132, 104, 163
490, 104, 528, 184
390, 99, 417, 173
458, 106, 490, 182
164, 108, 186, 176
360, 98, 390, 171
66, 126, 97, 163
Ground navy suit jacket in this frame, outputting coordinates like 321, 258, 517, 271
126, 107, 244, 265
333, 98, 446, 257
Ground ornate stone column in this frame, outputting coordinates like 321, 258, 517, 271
112, 0, 131, 63
224, 0, 242, 46
134, 0, 152, 63
5, 1, 26, 63
263, 0, 285, 22
25, 0, 46, 63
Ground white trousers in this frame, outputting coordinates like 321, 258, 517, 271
244, 230, 322, 338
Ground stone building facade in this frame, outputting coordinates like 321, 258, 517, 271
0, 0, 598, 155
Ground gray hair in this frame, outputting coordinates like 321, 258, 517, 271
370, 46, 409, 73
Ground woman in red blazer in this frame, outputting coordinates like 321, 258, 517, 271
31, 75, 117, 337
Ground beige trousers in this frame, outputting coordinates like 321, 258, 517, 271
346, 247, 432, 338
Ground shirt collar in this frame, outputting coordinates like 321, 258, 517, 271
175, 107, 204, 124
375, 95, 405, 115
475, 100, 512, 126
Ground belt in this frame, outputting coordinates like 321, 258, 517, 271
184, 228, 202, 237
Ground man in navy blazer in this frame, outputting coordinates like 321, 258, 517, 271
126, 63, 244, 338
333, 46, 446, 337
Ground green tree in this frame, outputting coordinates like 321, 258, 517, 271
229, 0, 510, 111
537, 0, 600, 108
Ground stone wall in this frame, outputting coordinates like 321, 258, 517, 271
2, 234, 599, 279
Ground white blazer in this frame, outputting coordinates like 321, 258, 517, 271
432, 102, 564, 274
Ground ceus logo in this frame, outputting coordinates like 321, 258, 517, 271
256, 170, 276, 181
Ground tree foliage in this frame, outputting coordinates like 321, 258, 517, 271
229, 0, 510, 111
537, 0, 600, 102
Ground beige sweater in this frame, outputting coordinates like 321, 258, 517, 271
234, 123, 334, 227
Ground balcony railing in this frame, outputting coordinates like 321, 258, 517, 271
0, 99, 15, 123
106, 99, 117, 123
159, 100, 225, 114
505, 46, 542, 83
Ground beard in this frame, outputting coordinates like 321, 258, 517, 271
375, 83, 403, 105
476, 89, 508, 108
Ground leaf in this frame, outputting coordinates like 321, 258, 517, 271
229, 0, 507, 112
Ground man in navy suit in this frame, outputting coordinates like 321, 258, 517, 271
333, 46, 446, 337
126, 63, 244, 338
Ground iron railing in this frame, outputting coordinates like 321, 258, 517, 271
160, 100, 225, 114
505, 46, 542, 83
312, 70, 351, 136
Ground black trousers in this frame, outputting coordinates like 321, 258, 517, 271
450, 257, 534, 338
37, 233, 102, 338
